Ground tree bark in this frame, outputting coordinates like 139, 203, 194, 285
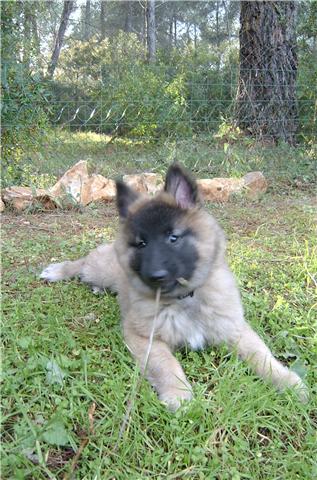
174, 15, 177, 46
124, 1, 133, 33
84, 0, 91, 40
169, 14, 173, 47
216, 1, 220, 47
23, 1, 31, 66
236, 1, 298, 144
100, 0, 106, 40
30, 3, 41, 57
146, 0, 156, 63
47, 0, 74, 78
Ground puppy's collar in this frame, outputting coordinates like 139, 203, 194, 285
177, 291, 194, 300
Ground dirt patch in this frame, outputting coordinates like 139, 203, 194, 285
2, 203, 118, 241
2, 193, 315, 244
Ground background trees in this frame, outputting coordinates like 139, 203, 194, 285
1, 0, 316, 163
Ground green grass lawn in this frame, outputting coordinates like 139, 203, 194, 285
2, 184, 316, 479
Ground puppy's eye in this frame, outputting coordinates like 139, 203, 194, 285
168, 234, 179, 243
136, 239, 147, 249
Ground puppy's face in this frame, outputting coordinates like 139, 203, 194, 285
115, 164, 220, 298
125, 199, 198, 294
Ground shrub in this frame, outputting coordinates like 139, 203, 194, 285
1, 63, 50, 186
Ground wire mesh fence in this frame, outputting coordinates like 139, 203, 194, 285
2, 61, 316, 146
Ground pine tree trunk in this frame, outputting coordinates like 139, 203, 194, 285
47, 0, 74, 78
84, 0, 91, 40
124, 1, 133, 33
146, 0, 156, 63
31, 10, 40, 56
100, 1, 106, 40
236, 1, 298, 144
216, 1, 220, 47
23, 1, 31, 67
174, 16, 177, 46
169, 14, 173, 47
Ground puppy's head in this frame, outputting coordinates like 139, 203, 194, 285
115, 164, 222, 298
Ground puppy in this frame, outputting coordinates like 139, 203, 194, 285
41, 164, 308, 410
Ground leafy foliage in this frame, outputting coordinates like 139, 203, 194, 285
50, 32, 238, 139
297, 2, 317, 141
1, 63, 50, 186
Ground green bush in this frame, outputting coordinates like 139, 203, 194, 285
1, 63, 50, 186
96, 65, 191, 138
50, 34, 239, 139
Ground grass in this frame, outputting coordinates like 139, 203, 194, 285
2, 187, 317, 479
4, 129, 316, 192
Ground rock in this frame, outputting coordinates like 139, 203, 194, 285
2, 163, 268, 212
198, 178, 244, 202
2, 186, 35, 210
2, 186, 57, 211
123, 174, 144, 193
49, 161, 116, 205
123, 173, 163, 195
49, 160, 89, 204
142, 173, 164, 195
1, 162, 116, 211
198, 172, 267, 202
81, 174, 116, 205
0, 196, 5, 212
243, 171, 268, 198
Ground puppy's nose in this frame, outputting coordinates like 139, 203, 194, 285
149, 270, 168, 282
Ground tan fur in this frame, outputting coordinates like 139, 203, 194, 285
40, 177, 308, 410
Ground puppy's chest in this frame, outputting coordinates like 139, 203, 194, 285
156, 300, 207, 350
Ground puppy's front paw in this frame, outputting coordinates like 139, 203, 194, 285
159, 386, 193, 412
287, 371, 309, 403
40, 263, 65, 282
91, 286, 104, 295
276, 369, 309, 403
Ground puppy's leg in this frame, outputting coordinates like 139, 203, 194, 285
124, 328, 192, 411
40, 258, 85, 282
208, 268, 308, 401
232, 324, 308, 402
40, 243, 120, 293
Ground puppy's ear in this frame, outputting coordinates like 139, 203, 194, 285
116, 181, 139, 218
165, 163, 199, 208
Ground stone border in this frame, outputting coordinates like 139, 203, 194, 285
1, 161, 267, 212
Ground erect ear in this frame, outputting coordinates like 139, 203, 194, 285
116, 180, 139, 218
164, 163, 199, 209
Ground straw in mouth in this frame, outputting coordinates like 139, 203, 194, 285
177, 277, 189, 287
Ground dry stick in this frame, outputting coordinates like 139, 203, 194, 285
63, 402, 96, 480
114, 288, 161, 451
177, 277, 189, 287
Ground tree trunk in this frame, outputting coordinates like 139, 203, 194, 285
23, 1, 31, 67
47, 0, 74, 78
146, 0, 156, 63
84, 0, 91, 40
124, 1, 133, 33
216, 1, 220, 47
169, 15, 173, 47
236, 1, 298, 144
173, 15, 177, 46
100, 0, 106, 40
31, 5, 40, 57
